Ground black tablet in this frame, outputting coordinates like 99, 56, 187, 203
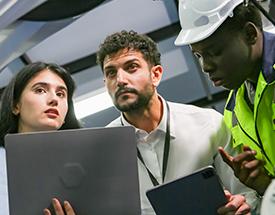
146, 166, 227, 215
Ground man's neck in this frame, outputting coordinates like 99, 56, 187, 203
123, 94, 163, 133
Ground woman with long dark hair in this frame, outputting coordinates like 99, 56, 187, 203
0, 62, 80, 215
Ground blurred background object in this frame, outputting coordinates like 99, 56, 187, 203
3, 0, 272, 127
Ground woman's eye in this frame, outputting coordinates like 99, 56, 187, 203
56, 91, 66, 98
35, 88, 46, 94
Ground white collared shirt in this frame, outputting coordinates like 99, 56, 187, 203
108, 96, 259, 215
120, 98, 173, 187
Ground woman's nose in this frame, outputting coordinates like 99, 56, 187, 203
47, 93, 58, 106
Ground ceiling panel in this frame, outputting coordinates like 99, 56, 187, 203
0, 0, 46, 30
26, 0, 178, 65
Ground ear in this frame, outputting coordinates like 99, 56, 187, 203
150, 65, 163, 87
243, 22, 259, 45
12, 104, 20, 116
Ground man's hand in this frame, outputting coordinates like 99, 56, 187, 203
43, 198, 76, 215
218, 146, 272, 195
217, 190, 251, 215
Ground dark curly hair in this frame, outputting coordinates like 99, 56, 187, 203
96, 30, 161, 69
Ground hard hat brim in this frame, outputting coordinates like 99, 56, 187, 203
175, 0, 243, 46
174, 21, 221, 46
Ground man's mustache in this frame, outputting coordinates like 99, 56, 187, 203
115, 87, 138, 99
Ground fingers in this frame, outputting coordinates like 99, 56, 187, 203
242, 146, 252, 152
64, 201, 76, 215
218, 147, 257, 174
235, 203, 251, 215
227, 150, 257, 177
218, 147, 234, 168
52, 198, 65, 215
223, 190, 232, 200
217, 193, 250, 215
44, 198, 76, 215
43, 208, 51, 215
238, 159, 264, 184
243, 159, 263, 180
232, 150, 256, 164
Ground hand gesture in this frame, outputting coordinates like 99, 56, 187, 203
219, 146, 272, 195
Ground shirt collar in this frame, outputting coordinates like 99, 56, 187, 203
120, 95, 175, 138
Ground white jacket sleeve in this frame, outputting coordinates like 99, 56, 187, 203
213, 122, 261, 214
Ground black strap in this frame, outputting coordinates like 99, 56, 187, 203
121, 102, 170, 186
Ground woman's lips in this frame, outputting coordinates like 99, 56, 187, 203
45, 109, 59, 118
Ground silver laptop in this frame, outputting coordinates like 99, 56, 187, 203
5, 126, 141, 215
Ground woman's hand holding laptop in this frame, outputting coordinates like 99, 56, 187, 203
44, 198, 76, 215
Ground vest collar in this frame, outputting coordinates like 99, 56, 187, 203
226, 31, 275, 111
262, 31, 275, 84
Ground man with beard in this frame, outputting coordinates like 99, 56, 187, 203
96, 30, 258, 215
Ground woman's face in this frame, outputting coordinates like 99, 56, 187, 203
14, 69, 69, 133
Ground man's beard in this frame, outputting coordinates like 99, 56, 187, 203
113, 86, 154, 112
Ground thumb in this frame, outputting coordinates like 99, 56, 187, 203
223, 190, 232, 201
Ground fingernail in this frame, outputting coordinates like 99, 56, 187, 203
43, 209, 49, 215
64, 200, 71, 208
52, 198, 59, 206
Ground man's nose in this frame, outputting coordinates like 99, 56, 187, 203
200, 56, 216, 74
116, 69, 128, 86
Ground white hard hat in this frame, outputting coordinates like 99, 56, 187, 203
174, 0, 243, 46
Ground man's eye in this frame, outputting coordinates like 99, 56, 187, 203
128, 63, 138, 71
105, 70, 116, 78
210, 49, 222, 57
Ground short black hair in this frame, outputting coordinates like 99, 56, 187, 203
96, 30, 161, 69
0, 62, 81, 147
222, 2, 262, 32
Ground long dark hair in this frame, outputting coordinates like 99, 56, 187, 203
0, 62, 81, 146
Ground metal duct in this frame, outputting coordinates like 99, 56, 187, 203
21, 0, 108, 21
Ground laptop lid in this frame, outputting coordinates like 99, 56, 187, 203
5, 126, 141, 215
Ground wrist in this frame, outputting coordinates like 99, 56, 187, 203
257, 174, 273, 196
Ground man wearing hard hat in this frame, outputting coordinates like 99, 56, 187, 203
175, 0, 275, 202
